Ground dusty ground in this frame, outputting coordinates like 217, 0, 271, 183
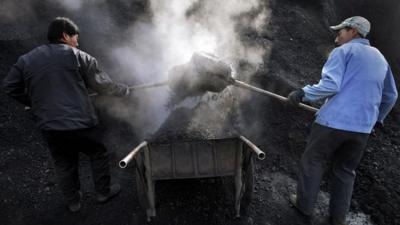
1, 0, 399, 225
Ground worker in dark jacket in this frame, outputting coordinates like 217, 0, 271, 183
3, 17, 130, 212
286, 16, 398, 225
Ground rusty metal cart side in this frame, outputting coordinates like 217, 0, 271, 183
120, 135, 265, 221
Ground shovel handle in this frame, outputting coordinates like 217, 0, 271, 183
233, 80, 318, 113
89, 81, 169, 97
128, 81, 169, 90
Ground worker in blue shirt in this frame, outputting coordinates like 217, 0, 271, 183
286, 16, 398, 225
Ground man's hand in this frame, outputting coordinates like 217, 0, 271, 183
110, 84, 130, 97
287, 89, 305, 107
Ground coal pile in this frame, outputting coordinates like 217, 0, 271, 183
149, 97, 238, 144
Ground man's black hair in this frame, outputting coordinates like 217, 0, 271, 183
47, 17, 80, 43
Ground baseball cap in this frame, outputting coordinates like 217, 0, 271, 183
330, 16, 371, 37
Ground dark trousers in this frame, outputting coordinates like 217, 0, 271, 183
296, 123, 369, 219
42, 126, 111, 203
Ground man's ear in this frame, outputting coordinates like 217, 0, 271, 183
61, 32, 69, 42
351, 28, 360, 38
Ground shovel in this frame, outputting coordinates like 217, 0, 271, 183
148, 52, 318, 112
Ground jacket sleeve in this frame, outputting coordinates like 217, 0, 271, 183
76, 50, 129, 97
377, 66, 398, 123
302, 47, 346, 102
2, 58, 31, 106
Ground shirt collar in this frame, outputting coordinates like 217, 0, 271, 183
348, 38, 370, 46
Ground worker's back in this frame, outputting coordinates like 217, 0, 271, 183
9, 43, 97, 130
315, 38, 397, 133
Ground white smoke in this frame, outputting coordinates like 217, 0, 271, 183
147, 0, 269, 68
103, 0, 270, 137
51, 0, 106, 11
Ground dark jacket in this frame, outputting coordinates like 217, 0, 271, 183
3, 43, 128, 131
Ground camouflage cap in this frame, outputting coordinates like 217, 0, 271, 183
330, 16, 371, 37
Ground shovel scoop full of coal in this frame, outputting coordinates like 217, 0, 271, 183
167, 52, 234, 106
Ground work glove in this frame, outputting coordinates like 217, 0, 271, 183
286, 89, 305, 107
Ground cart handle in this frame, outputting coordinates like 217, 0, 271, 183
119, 141, 148, 168
239, 136, 265, 160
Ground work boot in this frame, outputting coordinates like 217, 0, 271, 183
96, 183, 121, 203
330, 216, 348, 225
289, 194, 311, 217
68, 191, 82, 213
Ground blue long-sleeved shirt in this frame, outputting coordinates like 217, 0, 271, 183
302, 38, 398, 133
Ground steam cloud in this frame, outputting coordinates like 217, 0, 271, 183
105, 0, 271, 138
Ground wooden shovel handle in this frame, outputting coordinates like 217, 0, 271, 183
128, 81, 169, 90
233, 80, 318, 113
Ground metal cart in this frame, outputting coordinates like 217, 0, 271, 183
120, 135, 265, 221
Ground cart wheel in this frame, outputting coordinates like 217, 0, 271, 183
240, 156, 254, 215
